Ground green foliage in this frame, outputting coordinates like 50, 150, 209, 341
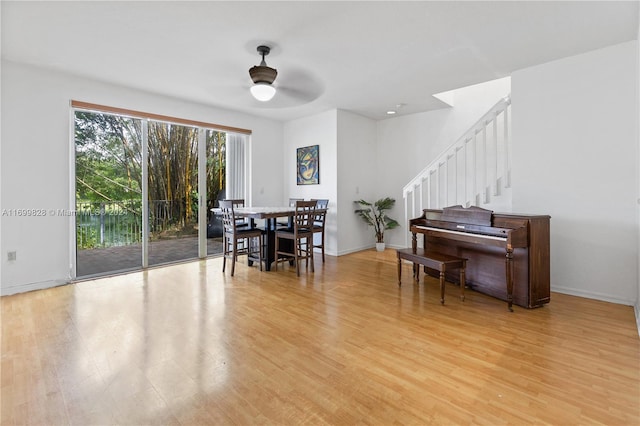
354, 197, 400, 243
74, 111, 228, 244
75, 112, 142, 203
77, 225, 99, 249
206, 131, 226, 209
75, 201, 143, 249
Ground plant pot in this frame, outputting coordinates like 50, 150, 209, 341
375, 242, 385, 252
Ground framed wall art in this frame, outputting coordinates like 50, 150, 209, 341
296, 145, 319, 185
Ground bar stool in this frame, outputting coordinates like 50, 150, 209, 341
274, 200, 316, 276
220, 200, 263, 276
310, 199, 328, 262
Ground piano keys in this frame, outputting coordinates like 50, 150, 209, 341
409, 205, 550, 310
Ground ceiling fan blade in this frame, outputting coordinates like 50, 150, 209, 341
258, 67, 325, 108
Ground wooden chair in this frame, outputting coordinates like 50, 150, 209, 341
310, 199, 329, 263
277, 198, 303, 227
224, 199, 250, 229
220, 200, 263, 276
274, 200, 316, 276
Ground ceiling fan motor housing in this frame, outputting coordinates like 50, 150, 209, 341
249, 65, 277, 84
249, 45, 277, 84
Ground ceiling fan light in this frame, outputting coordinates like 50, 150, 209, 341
250, 83, 276, 102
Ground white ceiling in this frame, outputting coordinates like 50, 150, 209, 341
2, 1, 638, 121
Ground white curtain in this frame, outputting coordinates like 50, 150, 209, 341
225, 133, 247, 200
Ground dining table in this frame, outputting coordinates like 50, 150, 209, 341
223, 206, 325, 271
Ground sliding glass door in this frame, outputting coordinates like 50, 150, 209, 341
74, 107, 248, 279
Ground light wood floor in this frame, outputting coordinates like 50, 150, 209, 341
2, 249, 639, 425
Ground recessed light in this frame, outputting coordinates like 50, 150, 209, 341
386, 110, 397, 115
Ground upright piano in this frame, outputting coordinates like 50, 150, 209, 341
409, 205, 550, 310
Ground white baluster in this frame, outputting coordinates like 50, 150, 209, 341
493, 115, 499, 196
413, 183, 418, 215
403, 195, 409, 247
426, 173, 431, 210
482, 126, 488, 203
436, 164, 441, 209
418, 179, 424, 215
504, 104, 511, 188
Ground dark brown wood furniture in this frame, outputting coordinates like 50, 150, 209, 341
397, 248, 467, 304
277, 198, 304, 227
229, 206, 327, 271
310, 199, 329, 263
231, 206, 301, 271
274, 200, 317, 276
220, 200, 264, 276
409, 205, 550, 311
225, 199, 250, 229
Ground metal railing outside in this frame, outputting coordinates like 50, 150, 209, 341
76, 199, 201, 249
76, 200, 143, 249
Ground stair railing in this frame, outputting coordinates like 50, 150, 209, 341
403, 95, 511, 245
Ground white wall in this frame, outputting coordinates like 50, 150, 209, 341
512, 41, 639, 305
337, 109, 377, 254
282, 109, 378, 255
0, 4, 4, 293
376, 78, 511, 248
636, 7, 640, 333
1, 60, 284, 295
283, 110, 338, 256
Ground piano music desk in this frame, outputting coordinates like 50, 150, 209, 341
397, 248, 467, 305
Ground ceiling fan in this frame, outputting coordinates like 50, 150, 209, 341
198, 42, 326, 109
249, 45, 278, 102
244, 44, 324, 106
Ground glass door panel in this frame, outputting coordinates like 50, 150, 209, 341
75, 111, 143, 277
205, 130, 226, 256
147, 122, 199, 265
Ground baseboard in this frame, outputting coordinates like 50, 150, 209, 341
635, 303, 640, 338
384, 243, 404, 250
337, 245, 374, 256
551, 285, 636, 306
1, 278, 70, 296
336, 243, 404, 256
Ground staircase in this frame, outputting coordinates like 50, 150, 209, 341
402, 95, 512, 245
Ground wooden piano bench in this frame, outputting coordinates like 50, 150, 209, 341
396, 248, 467, 305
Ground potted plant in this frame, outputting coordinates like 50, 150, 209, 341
354, 197, 400, 251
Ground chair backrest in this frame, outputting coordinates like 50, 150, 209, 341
311, 199, 328, 226
293, 200, 317, 232
311, 199, 329, 209
288, 198, 304, 207
221, 199, 246, 228
226, 199, 245, 208
219, 200, 237, 233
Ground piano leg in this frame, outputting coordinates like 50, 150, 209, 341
411, 233, 419, 282
439, 269, 445, 305
506, 248, 514, 312
460, 264, 466, 301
